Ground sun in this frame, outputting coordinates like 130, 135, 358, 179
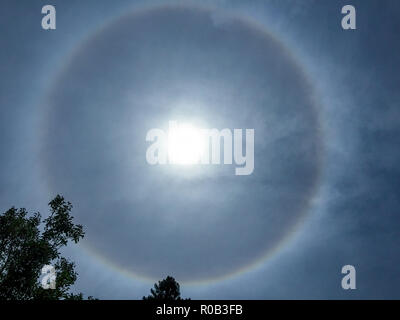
168, 122, 206, 165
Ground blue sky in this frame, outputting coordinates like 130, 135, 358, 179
0, 0, 399, 299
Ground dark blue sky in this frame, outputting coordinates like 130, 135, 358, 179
1, 0, 399, 299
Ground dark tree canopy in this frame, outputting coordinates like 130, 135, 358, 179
0, 195, 86, 300
143, 276, 189, 300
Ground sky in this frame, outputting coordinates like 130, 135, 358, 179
0, 0, 399, 299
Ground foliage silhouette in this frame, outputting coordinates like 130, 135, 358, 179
0, 195, 87, 300
143, 276, 189, 300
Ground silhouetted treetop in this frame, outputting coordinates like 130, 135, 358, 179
143, 276, 189, 300
0, 195, 86, 300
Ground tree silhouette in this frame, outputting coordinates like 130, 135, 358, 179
0, 195, 86, 300
143, 276, 189, 300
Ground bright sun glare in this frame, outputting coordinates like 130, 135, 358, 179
168, 123, 206, 165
